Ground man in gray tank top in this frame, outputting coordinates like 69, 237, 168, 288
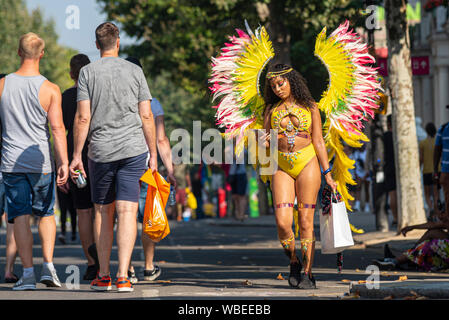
0, 32, 69, 290
69, 22, 157, 292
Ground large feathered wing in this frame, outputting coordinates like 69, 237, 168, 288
315, 20, 383, 211
209, 24, 274, 157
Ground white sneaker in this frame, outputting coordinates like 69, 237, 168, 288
12, 274, 36, 291
40, 264, 62, 287
354, 201, 361, 211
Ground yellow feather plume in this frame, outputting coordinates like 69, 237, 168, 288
315, 21, 382, 212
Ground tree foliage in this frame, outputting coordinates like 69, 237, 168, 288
147, 71, 206, 136
0, 0, 77, 90
97, 0, 365, 131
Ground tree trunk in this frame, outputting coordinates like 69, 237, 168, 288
266, 0, 289, 213
254, 1, 287, 215
265, 0, 291, 65
385, 0, 426, 230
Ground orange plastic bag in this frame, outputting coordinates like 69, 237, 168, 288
140, 169, 171, 242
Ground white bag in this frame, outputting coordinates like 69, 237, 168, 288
319, 194, 354, 254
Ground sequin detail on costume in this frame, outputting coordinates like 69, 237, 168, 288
271, 107, 311, 134
280, 236, 295, 250
276, 203, 294, 209
298, 203, 316, 209
271, 103, 312, 169
300, 237, 315, 273
279, 150, 302, 169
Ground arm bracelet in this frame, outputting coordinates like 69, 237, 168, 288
322, 167, 332, 176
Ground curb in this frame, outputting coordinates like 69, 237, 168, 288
350, 279, 449, 299
353, 230, 426, 248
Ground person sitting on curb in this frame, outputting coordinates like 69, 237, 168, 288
373, 211, 449, 272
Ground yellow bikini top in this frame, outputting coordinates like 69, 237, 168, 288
271, 101, 312, 134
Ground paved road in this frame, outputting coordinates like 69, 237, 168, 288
0, 214, 448, 300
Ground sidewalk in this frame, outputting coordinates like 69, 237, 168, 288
205, 209, 449, 299
350, 278, 449, 299
1, 208, 447, 299
205, 209, 428, 250
205, 209, 419, 240
204, 209, 425, 246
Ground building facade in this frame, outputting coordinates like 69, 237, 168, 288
367, 0, 449, 128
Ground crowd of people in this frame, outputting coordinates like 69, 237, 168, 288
344, 115, 442, 232
0, 22, 165, 291
0, 22, 256, 292
2, 19, 449, 294
370, 112, 449, 272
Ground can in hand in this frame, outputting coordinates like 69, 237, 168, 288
75, 170, 87, 189
168, 185, 176, 206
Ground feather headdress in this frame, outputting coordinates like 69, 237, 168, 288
209, 22, 274, 156
315, 20, 383, 210
210, 20, 382, 212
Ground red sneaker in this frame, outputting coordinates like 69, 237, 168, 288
90, 275, 112, 291
116, 277, 134, 292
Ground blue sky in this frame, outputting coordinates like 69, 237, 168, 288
26, 0, 135, 61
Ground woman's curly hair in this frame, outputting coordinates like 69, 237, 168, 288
263, 63, 315, 110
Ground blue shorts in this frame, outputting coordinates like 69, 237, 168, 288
3, 172, 55, 223
137, 181, 148, 223
88, 153, 147, 205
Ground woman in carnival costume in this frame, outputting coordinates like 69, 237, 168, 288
209, 21, 382, 289
261, 63, 337, 289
